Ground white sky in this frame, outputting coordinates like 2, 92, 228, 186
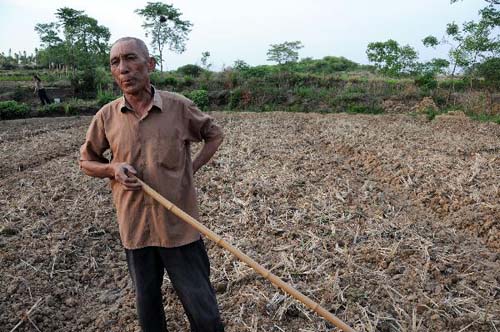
0, 0, 488, 71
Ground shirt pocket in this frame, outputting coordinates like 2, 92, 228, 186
155, 131, 184, 170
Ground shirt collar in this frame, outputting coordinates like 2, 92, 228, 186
119, 85, 163, 113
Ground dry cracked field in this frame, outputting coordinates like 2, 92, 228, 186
0, 112, 499, 332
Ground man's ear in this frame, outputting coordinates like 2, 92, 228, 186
148, 57, 156, 72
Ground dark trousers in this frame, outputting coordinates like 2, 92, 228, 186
125, 239, 224, 332
38, 89, 51, 105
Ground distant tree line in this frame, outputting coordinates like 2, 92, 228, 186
365, 2, 499, 91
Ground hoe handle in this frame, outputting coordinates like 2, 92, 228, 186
135, 176, 357, 332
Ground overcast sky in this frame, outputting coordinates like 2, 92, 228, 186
0, 0, 488, 70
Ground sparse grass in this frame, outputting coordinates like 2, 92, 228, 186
467, 112, 500, 124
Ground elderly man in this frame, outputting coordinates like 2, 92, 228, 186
79, 37, 224, 332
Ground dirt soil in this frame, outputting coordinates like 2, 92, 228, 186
0, 112, 499, 332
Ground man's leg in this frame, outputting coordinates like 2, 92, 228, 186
159, 239, 224, 332
38, 91, 46, 105
126, 247, 168, 332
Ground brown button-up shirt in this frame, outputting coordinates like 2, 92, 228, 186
79, 88, 223, 249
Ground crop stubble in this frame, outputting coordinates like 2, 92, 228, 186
0, 112, 498, 331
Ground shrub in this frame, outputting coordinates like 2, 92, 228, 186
97, 87, 118, 106
163, 75, 178, 87
185, 90, 209, 111
181, 76, 194, 88
241, 65, 276, 79
177, 64, 204, 77
0, 100, 30, 119
37, 103, 65, 117
94, 66, 113, 90
150, 71, 163, 86
63, 102, 79, 116
425, 107, 440, 121
346, 104, 384, 114
415, 73, 438, 93
439, 79, 467, 91
229, 88, 243, 109
475, 57, 500, 90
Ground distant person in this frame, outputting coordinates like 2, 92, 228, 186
33, 74, 51, 105
79, 37, 224, 332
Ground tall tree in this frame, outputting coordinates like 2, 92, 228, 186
366, 39, 419, 76
35, 8, 110, 70
135, 2, 193, 71
423, 4, 499, 88
266, 41, 304, 65
34, 22, 62, 48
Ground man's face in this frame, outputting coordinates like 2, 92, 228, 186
109, 40, 154, 95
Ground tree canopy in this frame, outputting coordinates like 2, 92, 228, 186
34, 7, 110, 69
135, 2, 193, 71
266, 41, 304, 65
366, 39, 419, 76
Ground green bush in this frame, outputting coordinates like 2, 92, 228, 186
150, 71, 163, 86
94, 66, 113, 90
468, 113, 500, 124
163, 75, 178, 87
63, 102, 79, 116
415, 73, 438, 93
229, 88, 243, 109
294, 56, 361, 74
181, 76, 194, 87
439, 79, 467, 91
346, 104, 383, 114
177, 64, 204, 77
241, 65, 276, 79
475, 58, 500, 90
97, 88, 118, 106
185, 89, 209, 111
0, 100, 30, 119
37, 103, 65, 117
425, 107, 441, 121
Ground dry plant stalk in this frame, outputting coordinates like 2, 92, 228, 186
136, 175, 357, 332
9, 297, 43, 332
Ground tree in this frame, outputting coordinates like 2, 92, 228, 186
34, 7, 111, 69
266, 41, 304, 65
233, 59, 250, 71
200, 51, 211, 70
423, 4, 499, 91
475, 57, 500, 90
135, 2, 193, 71
422, 36, 439, 48
366, 39, 419, 76
34, 22, 62, 48
55, 7, 110, 68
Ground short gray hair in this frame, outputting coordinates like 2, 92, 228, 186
111, 37, 150, 58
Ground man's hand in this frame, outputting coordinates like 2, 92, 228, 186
192, 137, 223, 174
112, 163, 142, 191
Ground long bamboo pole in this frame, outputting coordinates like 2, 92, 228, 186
136, 177, 356, 332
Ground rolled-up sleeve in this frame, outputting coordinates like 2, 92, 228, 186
79, 111, 110, 163
184, 102, 223, 143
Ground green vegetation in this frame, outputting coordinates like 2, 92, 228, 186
0, 101, 30, 119
366, 39, 419, 76
468, 113, 500, 124
0, 2, 498, 124
267, 41, 304, 65
135, 2, 192, 72
184, 89, 209, 111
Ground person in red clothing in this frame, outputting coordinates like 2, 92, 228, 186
79, 37, 224, 332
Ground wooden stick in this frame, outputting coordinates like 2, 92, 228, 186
136, 177, 357, 332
